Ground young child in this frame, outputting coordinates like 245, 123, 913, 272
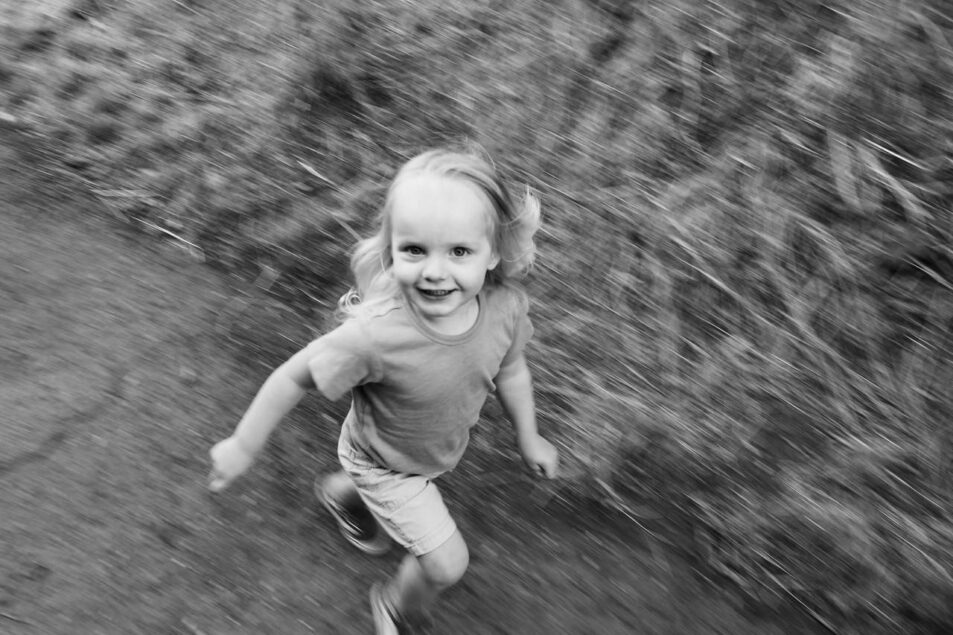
208, 146, 559, 634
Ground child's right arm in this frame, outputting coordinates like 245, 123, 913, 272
208, 344, 318, 491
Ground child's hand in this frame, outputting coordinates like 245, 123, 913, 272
520, 434, 559, 479
208, 436, 255, 492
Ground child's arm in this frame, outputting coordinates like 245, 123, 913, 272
495, 353, 559, 478
208, 344, 317, 491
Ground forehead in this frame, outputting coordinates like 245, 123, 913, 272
390, 175, 493, 240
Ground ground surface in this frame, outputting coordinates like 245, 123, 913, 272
0, 124, 817, 634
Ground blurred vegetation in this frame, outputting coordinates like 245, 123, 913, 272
3, 0, 953, 631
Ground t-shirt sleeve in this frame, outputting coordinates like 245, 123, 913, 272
499, 287, 534, 369
306, 319, 378, 401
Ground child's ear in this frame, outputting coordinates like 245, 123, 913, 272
489, 252, 501, 271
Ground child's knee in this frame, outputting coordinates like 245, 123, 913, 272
419, 530, 469, 588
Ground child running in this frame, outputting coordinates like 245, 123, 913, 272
208, 146, 559, 634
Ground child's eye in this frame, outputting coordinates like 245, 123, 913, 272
404, 245, 425, 256
451, 247, 470, 257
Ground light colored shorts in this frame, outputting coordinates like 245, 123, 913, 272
337, 427, 457, 557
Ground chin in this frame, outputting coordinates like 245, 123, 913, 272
418, 305, 456, 319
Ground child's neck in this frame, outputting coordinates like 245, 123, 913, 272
422, 297, 480, 336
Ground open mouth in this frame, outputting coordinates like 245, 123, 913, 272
418, 288, 453, 298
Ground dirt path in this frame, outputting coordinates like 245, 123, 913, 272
0, 125, 807, 634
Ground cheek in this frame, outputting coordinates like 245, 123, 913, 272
467, 264, 492, 286
391, 259, 416, 283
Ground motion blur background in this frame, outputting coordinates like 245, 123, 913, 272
3, 1, 953, 632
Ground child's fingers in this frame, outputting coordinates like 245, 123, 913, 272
208, 469, 229, 492
541, 453, 559, 479
533, 459, 557, 479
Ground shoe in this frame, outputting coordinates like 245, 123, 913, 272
370, 582, 404, 635
316, 475, 391, 556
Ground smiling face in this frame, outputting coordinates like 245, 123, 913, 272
389, 174, 500, 334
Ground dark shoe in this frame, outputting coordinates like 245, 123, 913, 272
316, 475, 391, 556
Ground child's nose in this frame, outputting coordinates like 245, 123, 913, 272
422, 255, 447, 280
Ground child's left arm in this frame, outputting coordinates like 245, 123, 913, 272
495, 353, 559, 478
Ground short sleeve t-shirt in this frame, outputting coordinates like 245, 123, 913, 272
307, 283, 533, 477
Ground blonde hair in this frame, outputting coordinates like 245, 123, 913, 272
339, 146, 541, 318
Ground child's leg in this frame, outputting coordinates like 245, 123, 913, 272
386, 529, 469, 617
318, 470, 391, 555
322, 469, 362, 507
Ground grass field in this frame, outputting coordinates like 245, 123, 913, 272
4, 0, 953, 631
